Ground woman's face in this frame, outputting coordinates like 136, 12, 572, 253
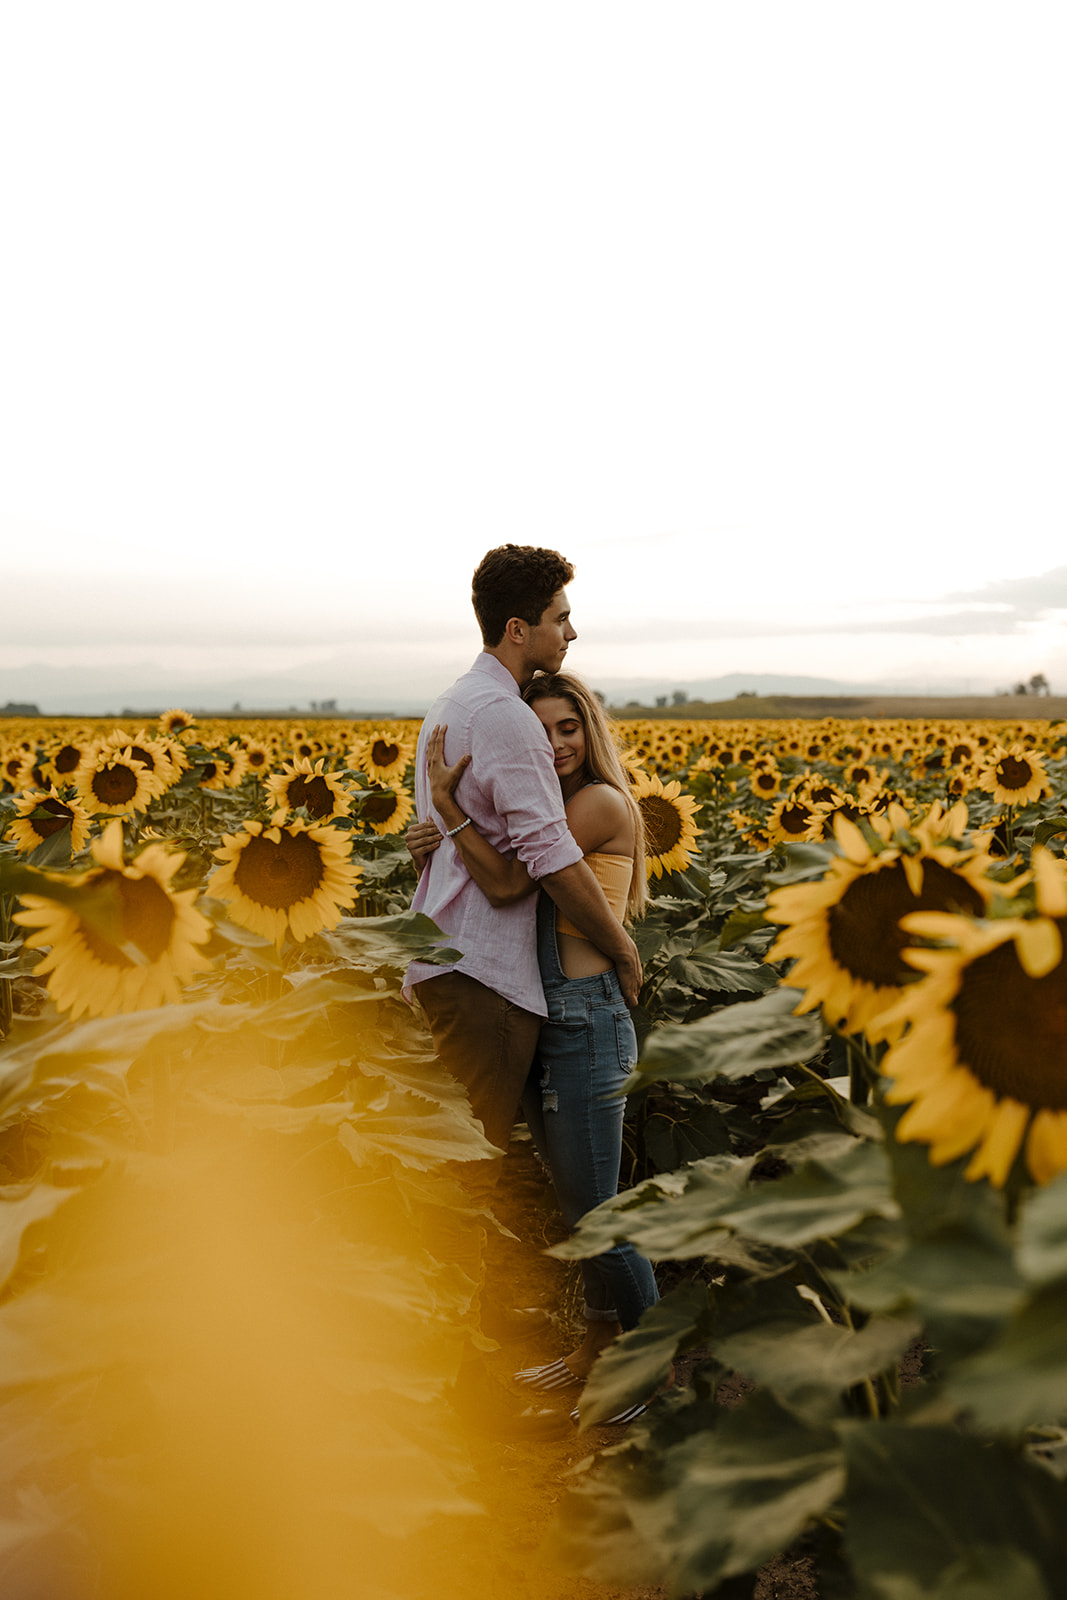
532, 696, 587, 791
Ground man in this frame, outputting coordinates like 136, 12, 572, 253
404, 544, 641, 1438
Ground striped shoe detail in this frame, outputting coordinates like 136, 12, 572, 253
570, 1400, 648, 1426
513, 1357, 584, 1392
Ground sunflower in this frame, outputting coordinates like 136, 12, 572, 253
619, 747, 649, 781
1, 749, 37, 791
199, 745, 250, 791
728, 807, 770, 850
629, 769, 701, 880
767, 812, 992, 1041
356, 730, 415, 785
208, 819, 361, 944
8, 788, 93, 855
764, 792, 829, 847
882, 849, 1067, 1186
238, 738, 273, 775
976, 743, 1052, 808
266, 758, 353, 824
75, 747, 161, 816
42, 734, 92, 785
359, 784, 416, 837
13, 820, 212, 1018
750, 766, 782, 799
96, 729, 182, 796
158, 709, 196, 737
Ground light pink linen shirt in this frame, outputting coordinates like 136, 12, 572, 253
403, 653, 583, 1015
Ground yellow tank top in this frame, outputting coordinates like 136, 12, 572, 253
556, 852, 632, 940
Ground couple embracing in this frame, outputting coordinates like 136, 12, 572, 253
403, 544, 658, 1439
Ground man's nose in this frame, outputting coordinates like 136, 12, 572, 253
565, 621, 577, 641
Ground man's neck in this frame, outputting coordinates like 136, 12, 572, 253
482, 644, 530, 689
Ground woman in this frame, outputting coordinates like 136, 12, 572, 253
406, 673, 658, 1410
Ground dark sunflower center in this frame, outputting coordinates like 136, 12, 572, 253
779, 803, 813, 837
232, 830, 325, 908
128, 745, 156, 771
852, 767, 872, 784
285, 774, 334, 818
363, 791, 398, 824
31, 798, 74, 839
952, 930, 1067, 1109
371, 741, 400, 768
827, 858, 985, 990
949, 744, 972, 765
247, 750, 267, 768
996, 756, 1033, 790
92, 764, 139, 806
54, 745, 82, 774
80, 869, 176, 967
755, 772, 778, 792
641, 795, 683, 855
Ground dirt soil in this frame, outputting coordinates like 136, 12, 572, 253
411, 1133, 819, 1600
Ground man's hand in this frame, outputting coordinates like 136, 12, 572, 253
541, 859, 644, 1006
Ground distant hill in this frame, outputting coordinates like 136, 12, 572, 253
611, 693, 1067, 721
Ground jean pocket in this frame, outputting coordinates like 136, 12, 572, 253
613, 1010, 638, 1074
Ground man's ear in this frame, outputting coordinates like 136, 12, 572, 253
503, 616, 526, 646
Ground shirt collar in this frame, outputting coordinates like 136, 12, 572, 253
472, 651, 521, 696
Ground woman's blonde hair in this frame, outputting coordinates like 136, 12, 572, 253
522, 673, 647, 921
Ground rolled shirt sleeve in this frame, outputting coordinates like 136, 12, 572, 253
403, 653, 582, 1014
469, 697, 583, 881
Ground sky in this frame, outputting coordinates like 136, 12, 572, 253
3, 3, 1066, 712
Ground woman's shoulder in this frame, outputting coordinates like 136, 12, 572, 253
565, 781, 633, 850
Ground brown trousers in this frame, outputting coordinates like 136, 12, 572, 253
415, 972, 541, 1309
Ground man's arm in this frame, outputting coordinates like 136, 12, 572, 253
540, 859, 643, 1006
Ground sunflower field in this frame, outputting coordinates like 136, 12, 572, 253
2, 708, 1067, 1597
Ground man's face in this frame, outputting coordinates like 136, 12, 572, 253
522, 588, 576, 676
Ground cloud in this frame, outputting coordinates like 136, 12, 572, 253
946, 565, 1067, 617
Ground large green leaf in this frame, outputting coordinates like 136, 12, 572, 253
553, 1156, 780, 1271
641, 1102, 732, 1170
337, 1091, 498, 1171
832, 1227, 1024, 1364
633, 986, 824, 1087
559, 1390, 843, 1593
945, 1282, 1067, 1431
1017, 1169, 1067, 1286
577, 1282, 711, 1426
717, 1139, 898, 1249
713, 1310, 920, 1427
667, 947, 777, 995
841, 1422, 1067, 1599
311, 911, 460, 970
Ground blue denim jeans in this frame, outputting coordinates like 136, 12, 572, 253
521, 895, 659, 1330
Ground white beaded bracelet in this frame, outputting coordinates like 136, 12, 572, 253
446, 817, 472, 838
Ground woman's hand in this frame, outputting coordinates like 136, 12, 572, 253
426, 724, 471, 817
406, 818, 443, 878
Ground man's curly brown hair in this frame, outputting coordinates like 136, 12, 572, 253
471, 545, 576, 646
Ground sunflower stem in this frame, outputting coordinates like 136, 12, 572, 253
1005, 805, 1016, 858
844, 1033, 875, 1106
861, 1374, 881, 1420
